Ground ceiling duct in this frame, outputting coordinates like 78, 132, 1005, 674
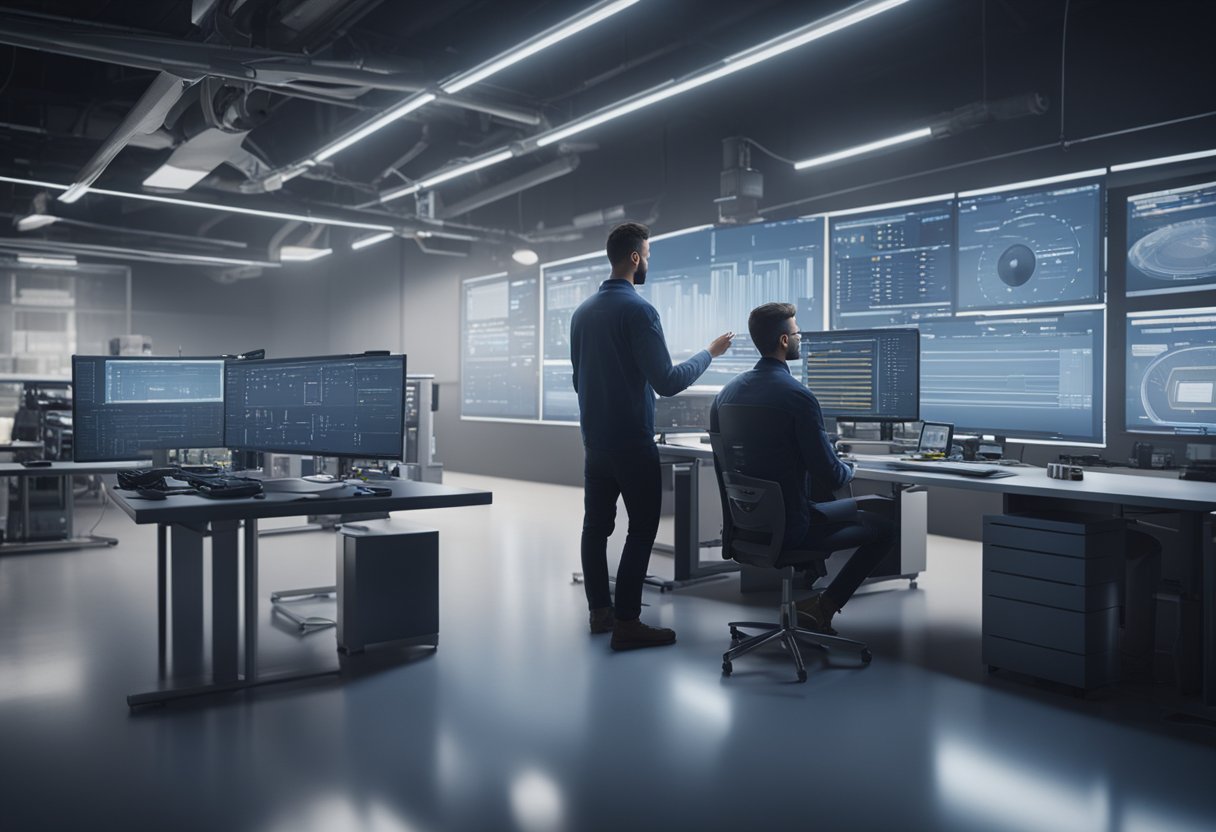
438, 155, 580, 219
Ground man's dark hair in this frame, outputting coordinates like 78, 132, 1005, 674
606, 222, 650, 268
748, 302, 797, 355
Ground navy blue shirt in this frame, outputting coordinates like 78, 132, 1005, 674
571, 278, 711, 450
711, 357, 855, 544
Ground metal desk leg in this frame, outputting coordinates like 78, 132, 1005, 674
1204, 512, 1215, 707
157, 524, 167, 678
211, 520, 240, 684
170, 523, 205, 680
244, 518, 259, 683
647, 459, 736, 592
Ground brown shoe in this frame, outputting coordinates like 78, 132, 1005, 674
796, 593, 839, 636
610, 618, 676, 651
589, 606, 615, 634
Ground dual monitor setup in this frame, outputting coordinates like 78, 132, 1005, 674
463, 170, 1216, 448
72, 353, 408, 464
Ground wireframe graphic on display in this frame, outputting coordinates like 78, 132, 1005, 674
829, 199, 954, 327
1126, 308, 1216, 437
918, 310, 1104, 444
1126, 181, 1216, 297
654, 391, 716, 433
539, 217, 825, 421
225, 354, 406, 458
73, 356, 226, 462
956, 180, 1101, 310
801, 328, 919, 421
461, 273, 539, 420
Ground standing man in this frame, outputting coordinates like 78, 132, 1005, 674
571, 222, 734, 650
710, 302, 894, 635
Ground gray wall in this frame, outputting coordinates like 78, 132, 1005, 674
130, 266, 270, 357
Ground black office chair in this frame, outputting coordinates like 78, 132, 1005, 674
712, 404, 871, 682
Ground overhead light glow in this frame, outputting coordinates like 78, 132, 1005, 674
352, 231, 395, 251
142, 163, 212, 191
511, 247, 539, 265
15, 214, 58, 232
958, 168, 1107, 198
17, 253, 77, 267
57, 183, 89, 204
441, 0, 641, 95
280, 246, 333, 262
381, 150, 515, 203
535, 0, 910, 148
313, 93, 437, 163
794, 126, 933, 170
1109, 147, 1216, 173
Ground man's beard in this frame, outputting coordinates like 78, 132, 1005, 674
634, 264, 647, 285
785, 340, 800, 361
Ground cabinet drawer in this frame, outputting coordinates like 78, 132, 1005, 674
984, 570, 1118, 612
982, 523, 1123, 557
983, 635, 1118, 689
983, 595, 1118, 655
983, 544, 1120, 585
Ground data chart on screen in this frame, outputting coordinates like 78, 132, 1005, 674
1126, 180, 1216, 298
461, 272, 539, 420
1126, 307, 1216, 438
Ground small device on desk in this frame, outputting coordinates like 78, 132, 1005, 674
902, 421, 953, 461
19, 460, 52, 468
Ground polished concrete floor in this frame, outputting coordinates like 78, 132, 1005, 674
1, 472, 1215, 832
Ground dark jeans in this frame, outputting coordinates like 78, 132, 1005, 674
796, 500, 896, 609
581, 444, 661, 621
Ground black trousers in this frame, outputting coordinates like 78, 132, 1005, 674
580, 444, 661, 621
796, 500, 896, 609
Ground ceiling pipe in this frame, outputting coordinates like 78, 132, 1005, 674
439, 155, 580, 219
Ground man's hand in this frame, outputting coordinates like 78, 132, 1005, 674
708, 331, 735, 357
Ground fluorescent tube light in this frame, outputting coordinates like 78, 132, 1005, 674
18, 253, 77, 267
958, 168, 1106, 198
57, 183, 89, 204
280, 246, 333, 262
1109, 147, 1216, 172
828, 192, 956, 218
313, 93, 437, 163
535, 0, 910, 148
142, 163, 212, 191
381, 150, 515, 202
15, 214, 58, 231
352, 231, 394, 250
794, 127, 932, 170
440, 0, 641, 94
512, 247, 539, 265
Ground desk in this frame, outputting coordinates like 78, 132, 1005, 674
108, 478, 492, 707
0, 461, 147, 554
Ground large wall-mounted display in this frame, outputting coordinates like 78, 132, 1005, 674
918, 310, 1105, 445
461, 272, 539, 420
956, 178, 1103, 311
1126, 307, 1216, 438
1126, 180, 1216, 298
829, 197, 955, 328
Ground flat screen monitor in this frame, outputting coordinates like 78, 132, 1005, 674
1126, 307, 1216, 438
1126, 180, 1216, 298
654, 390, 716, 434
461, 272, 539, 420
72, 355, 226, 462
801, 328, 920, 421
224, 354, 406, 458
918, 309, 1105, 444
829, 198, 955, 328
956, 178, 1102, 311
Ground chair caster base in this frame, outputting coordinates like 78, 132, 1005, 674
722, 660, 733, 676
796, 669, 807, 683
861, 648, 872, 664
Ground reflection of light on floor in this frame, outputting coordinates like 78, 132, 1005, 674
263, 794, 423, 832
0, 658, 83, 703
934, 737, 1109, 832
509, 769, 564, 832
672, 672, 732, 734
1122, 800, 1216, 832
434, 729, 465, 795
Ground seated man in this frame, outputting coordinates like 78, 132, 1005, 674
710, 302, 896, 634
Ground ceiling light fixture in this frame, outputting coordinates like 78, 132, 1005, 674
512, 247, 540, 265
794, 127, 933, 170
381, 150, 517, 202
313, 94, 438, 163
351, 231, 395, 251
534, 0, 910, 149
142, 163, 213, 191
280, 245, 333, 262
17, 253, 77, 267
1109, 147, 1216, 173
15, 213, 59, 231
57, 183, 89, 204
440, 0, 641, 94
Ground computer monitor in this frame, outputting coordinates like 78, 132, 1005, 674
801, 328, 920, 421
1126, 179, 1216, 298
224, 354, 406, 458
1126, 307, 1216, 438
72, 355, 226, 462
918, 309, 1105, 444
654, 390, 716, 434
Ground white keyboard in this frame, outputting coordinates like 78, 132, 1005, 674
884, 459, 1014, 478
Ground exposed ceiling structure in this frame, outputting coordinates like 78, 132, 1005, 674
0, 0, 1212, 277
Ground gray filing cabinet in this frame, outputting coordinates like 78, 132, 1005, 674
336, 521, 439, 654
982, 512, 1126, 690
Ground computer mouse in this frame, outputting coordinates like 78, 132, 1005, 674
134, 488, 168, 501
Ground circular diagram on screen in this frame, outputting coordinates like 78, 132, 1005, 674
1140, 345, 1216, 426
1127, 217, 1216, 281
974, 212, 1084, 305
